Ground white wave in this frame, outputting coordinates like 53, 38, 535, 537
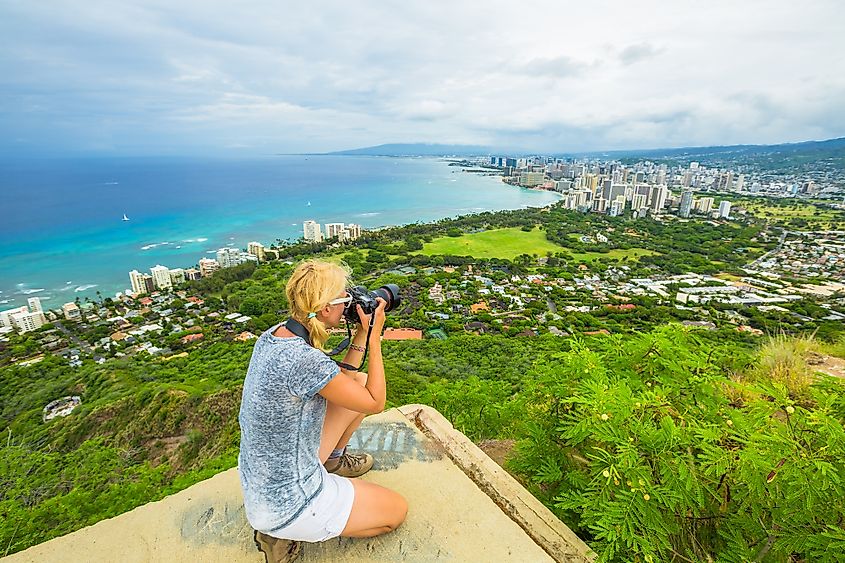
21, 288, 46, 295
206, 250, 216, 254
104, 181, 119, 185
355, 212, 381, 217
39, 295, 52, 300
141, 243, 159, 250
175, 245, 182, 249
160, 241, 171, 245
59, 284, 75, 292
0, 299, 9, 304
182, 237, 208, 243
75, 284, 98, 292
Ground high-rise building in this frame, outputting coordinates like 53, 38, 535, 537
609, 200, 624, 217
169, 268, 186, 286
247, 241, 266, 261
555, 180, 573, 193
735, 174, 745, 192
150, 265, 173, 290
632, 193, 648, 211
325, 223, 345, 240
0, 306, 28, 328
603, 184, 626, 202
129, 270, 148, 295
695, 197, 714, 214
718, 201, 732, 219
27, 297, 43, 313
679, 190, 694, 218
11, 310, 46, 333
518, 172, 545, 187
303, 220, 323, 242
199, 258, 220, 277
592, 198, 608, 213
344, 223, 362, 241
649, 185, 669, 213
216, 247, 241, 268
184, 268, 202, 281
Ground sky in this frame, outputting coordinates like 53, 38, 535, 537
1, 0, 844, 155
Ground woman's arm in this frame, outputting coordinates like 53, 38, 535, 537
318, 300, 387, 414
338, 320, 369, 373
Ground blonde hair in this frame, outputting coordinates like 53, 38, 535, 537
285, 259, 351, 350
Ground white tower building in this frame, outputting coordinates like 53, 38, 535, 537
150, 265, 173, 290
303, 220, 323, 242
129, 270, 148, 295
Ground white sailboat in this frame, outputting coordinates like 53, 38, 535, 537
122, 213, 129, 221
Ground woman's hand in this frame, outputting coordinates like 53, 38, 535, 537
355, 298, 387, 340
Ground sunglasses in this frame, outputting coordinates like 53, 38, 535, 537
328, 296, 353, 308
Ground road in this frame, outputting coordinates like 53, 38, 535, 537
53, 320, 94, 355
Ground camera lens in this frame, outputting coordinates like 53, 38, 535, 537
373, 284, 400, 312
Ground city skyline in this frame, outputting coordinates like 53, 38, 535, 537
1, 1, 843, 156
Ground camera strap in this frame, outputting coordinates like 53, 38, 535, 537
283, 317, 371, 371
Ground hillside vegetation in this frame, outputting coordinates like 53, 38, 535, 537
2, 204, 844, 561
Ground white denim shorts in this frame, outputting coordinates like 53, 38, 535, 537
267, 465, 355, 542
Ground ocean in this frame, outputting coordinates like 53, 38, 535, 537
0, 155, 559, 309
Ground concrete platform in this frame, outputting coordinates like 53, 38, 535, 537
4, 405, 594, 562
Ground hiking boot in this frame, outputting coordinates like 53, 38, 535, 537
254, 530, 301, 563
324, 451, 374, 478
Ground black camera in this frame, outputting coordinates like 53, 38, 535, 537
343, 284, 401, 324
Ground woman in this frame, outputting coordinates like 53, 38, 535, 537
238, 260, 408, 561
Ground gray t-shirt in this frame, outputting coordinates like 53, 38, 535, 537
238, 323, 340, 533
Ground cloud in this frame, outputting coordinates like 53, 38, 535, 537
0, 0, 842, 154
617, 42, 663, 65
518, 55, 590, 78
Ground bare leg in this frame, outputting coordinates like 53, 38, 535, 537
341, 479, 408, 538
319, 371, 368, 463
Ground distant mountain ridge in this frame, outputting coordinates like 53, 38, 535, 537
325, 143, 492, 157
571, 136, 845, 160
327, 137, 845, 161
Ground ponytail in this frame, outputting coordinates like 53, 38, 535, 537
285, 260, 350, 351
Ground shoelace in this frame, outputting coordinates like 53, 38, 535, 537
339, 452, 366, 469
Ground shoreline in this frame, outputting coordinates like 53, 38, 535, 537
1, 171, 559, 310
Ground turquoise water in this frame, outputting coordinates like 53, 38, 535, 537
0, 155, 558, 308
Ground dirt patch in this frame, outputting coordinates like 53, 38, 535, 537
146, 435, 189, 467
476, 439, 516, 468
807, 352, 845, 379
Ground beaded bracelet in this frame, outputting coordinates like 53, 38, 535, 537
349, 343, 366, 353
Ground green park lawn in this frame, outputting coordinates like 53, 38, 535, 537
416, 227, 562, 260
738, 200, 845, 229
416, 227, 658, 262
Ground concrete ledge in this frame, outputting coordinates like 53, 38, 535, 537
3, 406, 594, 562
398, 405, 595, 563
